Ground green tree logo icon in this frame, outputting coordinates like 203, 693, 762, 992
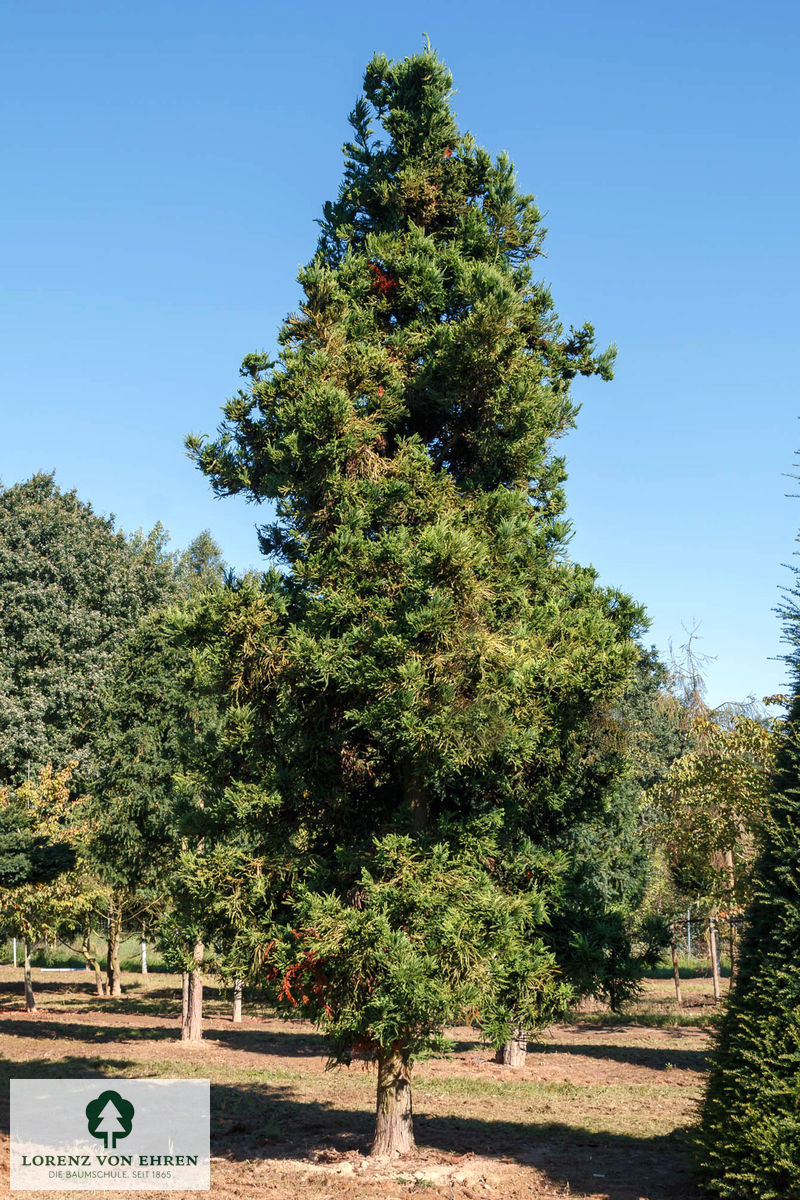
85, 1089, 135, 1149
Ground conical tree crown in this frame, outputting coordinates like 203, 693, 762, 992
697, 585, 800, 1197
190, 45, 614, 561
189, 46, 639, 828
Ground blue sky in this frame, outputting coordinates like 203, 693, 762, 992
2, 1, 798, 706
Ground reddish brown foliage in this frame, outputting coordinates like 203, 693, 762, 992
369, 262, 397, 296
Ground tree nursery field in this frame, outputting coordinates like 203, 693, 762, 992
0, 965, 724, 1200
3, 37, 798, 1200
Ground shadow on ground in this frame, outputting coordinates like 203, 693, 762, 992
0, 1011, 329, 1058
209, 1081, 704, 1200
0, 1017, 178, 1044
0, 979, 231, 1021
0, 1056, 139, 1142
0, 1053, 702, 1200
534, 1041, 708, 1072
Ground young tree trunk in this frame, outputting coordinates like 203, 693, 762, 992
181, 971, 190, 1027
372, 1043, 415, 1157
141, 922, 148, 975
670, 925, 682, 1007
106, 904, 123, 997
232, 978, 243, 1024
708, 918, 721, 1003
80, 929, 106, 996
181, 940, 204, 1042
23, 940, 36, 1012
495, 1025, 527, 1067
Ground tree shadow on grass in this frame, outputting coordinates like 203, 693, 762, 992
0, 1056, 139, 1135
0, 982, 193, 1023
0, 1013, 330, 1059
208, 1080, 702, 1200
0, 977, 100, 1005
0, 976, 220, 1002
210, 1024, 329, 1058
0, 1056, 703, 1199
533, 1041, 708, 1072
0, 1018, 177, 1044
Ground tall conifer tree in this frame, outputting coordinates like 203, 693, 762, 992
697, 579, 800, 1197
190, 44, 641, 1155
86, 533, 227, 1003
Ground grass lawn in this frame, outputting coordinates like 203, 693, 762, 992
0, 963, 726, 1200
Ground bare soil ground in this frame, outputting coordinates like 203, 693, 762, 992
0, 966, 726, 1200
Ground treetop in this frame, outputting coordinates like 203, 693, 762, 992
188, 44, 616, 539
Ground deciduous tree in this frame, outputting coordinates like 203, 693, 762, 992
0, 765, 80, 1009
0, 473, 174, 787
653, 702, 778, 997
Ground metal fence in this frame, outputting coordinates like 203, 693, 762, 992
671, 911, 743, 965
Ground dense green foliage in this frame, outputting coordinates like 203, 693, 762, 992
697, 602, 800, 1197
0, 765, 83, 942
0, 794, 75, 889
85, 533, 230, 972
270, 831, 570, 1061
548, 647, 680, 1009
88, 532, 228, 889
188, 43, 641, 828
188, 43, 643, 1104
0, 473, 174, 786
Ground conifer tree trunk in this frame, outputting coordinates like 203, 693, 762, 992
106, 905, 123, 997
670, 925, 683, 1007
181, 940, 204, 1042
23, 940, 36, 1012
232, 978, 243, 1024
495, 1024, 527, 1067
707, 918, 721, 1003
372, 1042, 415, 1157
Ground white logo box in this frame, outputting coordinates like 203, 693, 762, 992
11, 1079, 210, 1191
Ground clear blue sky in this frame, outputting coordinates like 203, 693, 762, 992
2, 1, 798, 706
